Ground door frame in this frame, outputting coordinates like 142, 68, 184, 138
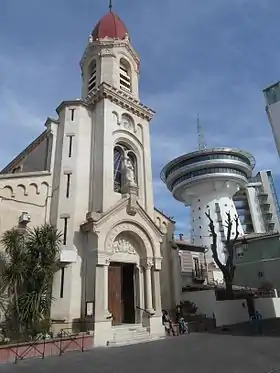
108, 263, 122, 325
108, 262, 137, 325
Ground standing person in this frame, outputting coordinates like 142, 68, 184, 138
255, 310, 263, 334
162, 310, 175, 336
175, 304, 182, 335
178, 316, 187, 335
175, 304, 182, 323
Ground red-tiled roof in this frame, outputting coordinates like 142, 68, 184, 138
91, 11, 128, 40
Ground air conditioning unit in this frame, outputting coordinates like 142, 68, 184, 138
19, 212, 31, 224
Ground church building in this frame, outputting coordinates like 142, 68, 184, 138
0, 8, 182, 345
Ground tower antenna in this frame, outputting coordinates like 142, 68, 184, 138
197, 114, 207, 150
109, 0, 112, 11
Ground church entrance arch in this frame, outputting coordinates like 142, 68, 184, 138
105, 223, 154, 325
108, 261, 135, 325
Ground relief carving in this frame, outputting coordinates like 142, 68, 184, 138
145, 260, 153, 270
112, 238, 136, 255
106, 223, 153, 258
121, 115, 133, 130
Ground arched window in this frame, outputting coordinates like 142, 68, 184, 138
119, 58, 131, 92
113, 143, 137, 193
114, 146, 123, 192
88, 60, 96, 93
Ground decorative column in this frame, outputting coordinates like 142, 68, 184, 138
103, 262, 110, 317
95, 254, 111, 321
93, 258, 113, 347
135, 265, 145, 323
152, 269, 162, 316
144, 259, 154, 313
138, 266, 145, 310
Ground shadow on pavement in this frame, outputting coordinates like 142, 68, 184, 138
206, 318, 280, 337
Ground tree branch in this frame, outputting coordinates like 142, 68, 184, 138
225, 214, 239, 277
225, 211, 232, 244
233, 215, 239, 242
205, 211, 224, 271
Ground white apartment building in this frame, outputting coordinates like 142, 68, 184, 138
233, 170, 280, 234
263, 82, 280, 156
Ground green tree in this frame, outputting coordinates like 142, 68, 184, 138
0, 224, 62, 337
205, 211, 239, 299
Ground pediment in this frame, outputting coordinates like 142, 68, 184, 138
81, 196, 163, 241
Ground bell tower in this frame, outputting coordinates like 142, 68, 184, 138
80, 8, 140, 99
80, 6, 155, 217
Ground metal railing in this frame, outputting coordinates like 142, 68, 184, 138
0, 321, 93, 364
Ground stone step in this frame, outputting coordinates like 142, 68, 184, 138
112, 328, 149, 341
113, 332, 150, 342
108, 325, 159, 347
110, 336, 162, 347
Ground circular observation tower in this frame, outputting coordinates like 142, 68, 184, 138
161, 148, 255, 264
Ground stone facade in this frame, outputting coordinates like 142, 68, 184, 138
0, 11, 180, 346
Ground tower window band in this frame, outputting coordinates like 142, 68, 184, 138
88, 60, 97, 93
120, 59, 131, 92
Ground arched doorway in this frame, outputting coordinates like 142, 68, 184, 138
108, 261, 135, 325
106, 230, 148, 326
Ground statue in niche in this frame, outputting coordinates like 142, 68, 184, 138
123, 152, 136, 185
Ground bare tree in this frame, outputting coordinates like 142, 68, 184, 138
205, 210, 240, 299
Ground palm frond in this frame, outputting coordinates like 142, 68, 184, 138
0, 224, 62, 333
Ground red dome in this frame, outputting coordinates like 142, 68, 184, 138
91, 11, 128, 40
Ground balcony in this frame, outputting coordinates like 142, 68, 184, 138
192, 267, 206, 284
258, 192, 268, 198
264, 212, 273, 222
261, 203, 271, 212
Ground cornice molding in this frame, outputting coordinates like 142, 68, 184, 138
80, 39, 140, 70
56, 99, 89, 115
85, 82, 155, 121
44, 117, 59, 127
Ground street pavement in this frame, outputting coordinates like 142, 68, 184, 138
2, 333, 280, 373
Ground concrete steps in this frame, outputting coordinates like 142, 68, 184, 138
108, 324, 163, 347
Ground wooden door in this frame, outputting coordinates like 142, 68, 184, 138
108, 264, 122, 325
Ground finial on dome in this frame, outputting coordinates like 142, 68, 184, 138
109, 0, 112, 11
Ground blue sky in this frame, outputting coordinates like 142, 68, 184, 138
1, 0, 280, 237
